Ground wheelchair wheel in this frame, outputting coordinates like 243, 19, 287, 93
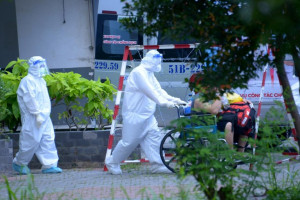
159, 129, 181, 173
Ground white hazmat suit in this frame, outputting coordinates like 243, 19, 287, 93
105, 50, 186, 174
13, 56, 62, 174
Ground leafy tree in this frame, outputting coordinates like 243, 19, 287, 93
120, 0, 300, 147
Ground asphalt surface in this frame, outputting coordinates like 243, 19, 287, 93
1, 156, 300, 200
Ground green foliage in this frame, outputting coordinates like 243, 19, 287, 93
0, 59, 28, 131
120, 0, 300, 98
0, 59, 116, 132
120, 0, 269, 99
119, 2, 300, 197
0, 72, 9, 133
44, 72, 116, 130
248, 103, 300, 199
3, 174, 45, 200
172, 115, 258, 200
255, 101, 292, 152
245, 0, 300, 48
171, 103, 300, 199
262, 165, 300, 200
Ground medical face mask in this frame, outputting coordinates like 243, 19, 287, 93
33, 60, 49, 77
39, 65, 50, 77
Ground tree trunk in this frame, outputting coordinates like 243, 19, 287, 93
276, 51, 300, 149
291, 46, 300, 101
291, 47, 300, 148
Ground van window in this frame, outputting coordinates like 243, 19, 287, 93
95, 14, 143, 60
158, 35, 199, 62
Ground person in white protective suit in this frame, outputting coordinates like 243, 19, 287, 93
105, 50, 187, 174
12, 56, 62, 174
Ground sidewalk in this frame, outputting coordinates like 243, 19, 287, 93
0, 164, 200, 200
1, 158, 300, 200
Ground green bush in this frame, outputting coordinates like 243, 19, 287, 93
172, 101, 300, 199
0, 59, 116, 131
0, 59, 28, 131
44, 72, 116, 130
0, 71, 9, 133
173, 115, 258, 200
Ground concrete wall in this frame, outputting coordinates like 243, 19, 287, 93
12, 0, 97, 125
0, 139, 13, 176
15, 0, 95, 70
0, 1, 19, 69
3, 129, 141, 169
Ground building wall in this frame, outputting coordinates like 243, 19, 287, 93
15, 0, 95, 70
0, 0, 19, 69
13, 0, 96, 126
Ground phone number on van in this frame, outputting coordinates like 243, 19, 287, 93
95, 61, 119, 70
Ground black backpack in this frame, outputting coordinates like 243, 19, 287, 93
221, 102, 256, 137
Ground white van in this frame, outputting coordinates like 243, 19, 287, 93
94, 4, 298, 137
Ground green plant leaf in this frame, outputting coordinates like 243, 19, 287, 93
12, 101, 20, 119
87, 90, 94, 100
5, 61, 17, 70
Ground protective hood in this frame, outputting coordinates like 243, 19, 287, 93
141, 50, 162, 72
28, 56, 49, 77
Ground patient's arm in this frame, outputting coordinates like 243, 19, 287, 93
193, 98, 222, 115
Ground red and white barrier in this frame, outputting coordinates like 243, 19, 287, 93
254, 64, 268, 148
250, 64, 268, 170
276, 155, 300, 164
128, 44, 199, 51
103, 46, 130, 171
250, 47, 299, 169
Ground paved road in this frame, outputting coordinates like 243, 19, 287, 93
0, 164, 200, 200
1, 157, 300, 200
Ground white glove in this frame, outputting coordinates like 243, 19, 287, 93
36, 114, 44, 127
161, 101, 176, 108
173, 98, 187, 105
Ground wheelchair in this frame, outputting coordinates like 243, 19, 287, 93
159, 105, 227, 173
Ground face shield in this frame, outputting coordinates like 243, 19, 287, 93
152, 53, 163, 72
33, 59, 50, 77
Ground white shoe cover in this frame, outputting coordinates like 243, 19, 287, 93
151, 164, 173, 174
105, 156, 122, 175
